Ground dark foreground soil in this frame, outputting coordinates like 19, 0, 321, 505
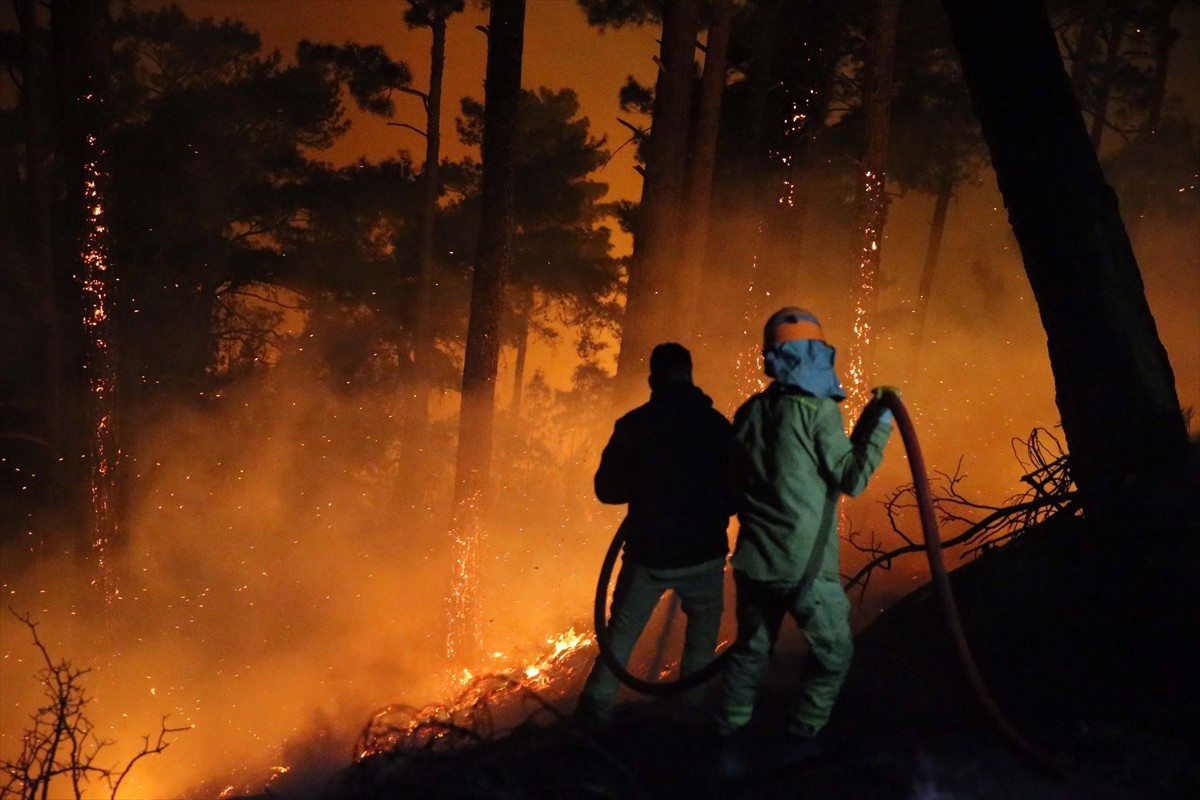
259, 478, 1199, 800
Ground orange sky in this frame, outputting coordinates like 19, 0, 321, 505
169, 0, 657, 238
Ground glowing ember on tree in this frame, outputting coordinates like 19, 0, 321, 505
80, 121, 121, 605
846, 168, 885, 415
447, 491, 485, 662
731, 248, 768, 414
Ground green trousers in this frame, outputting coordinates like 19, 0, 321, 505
717, 571, 853, 737
578, 556, 725, 720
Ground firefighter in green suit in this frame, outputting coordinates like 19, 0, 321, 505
717, 307, 895, 774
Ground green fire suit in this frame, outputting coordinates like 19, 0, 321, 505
718, 384, 892, 737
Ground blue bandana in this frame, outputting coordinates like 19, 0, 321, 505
764, 339, 847, 401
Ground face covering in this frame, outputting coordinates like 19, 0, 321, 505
763, 338, 847, 401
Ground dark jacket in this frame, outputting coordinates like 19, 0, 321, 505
594, 381, 735, 569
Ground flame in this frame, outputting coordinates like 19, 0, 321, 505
356, 625, 595, 762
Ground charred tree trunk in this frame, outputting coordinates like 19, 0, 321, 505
846, 0, 900, 411
16, 0, 66, 506
509, 283, 533, 421
940, 0, 1188, 510
614, 0, 698, 404
678, 0, 732, 339
454, 0, 524, 513
448, 0, 524, 661
59, 0, 120, 579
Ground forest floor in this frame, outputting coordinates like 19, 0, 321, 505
255, 466, 1199, 800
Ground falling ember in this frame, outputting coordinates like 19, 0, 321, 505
731, 245, 768, 415
845, 168, 886, 416
80, 122, 121, 605
446, 490, 485, 663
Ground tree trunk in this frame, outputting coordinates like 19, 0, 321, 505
845, 0, 900, 412
403, 12, 448, 481
1124, 0, 1181, 250
1086, 3, 1131, 153
1142, 0, 1181, 134
678, 0, 732, 339
908, 174, 954, 377
1067, 0, 1104, 95
509, 284, 533, 420
409, 14, 446, 436
449, 0, 525, 661
940, 0, 1188, 509
614, 0, 698, 404
16, 0, 66, 511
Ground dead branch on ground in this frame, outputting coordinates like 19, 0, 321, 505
845, 428, 1080, 597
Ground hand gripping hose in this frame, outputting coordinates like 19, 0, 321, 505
592, 392, 1065, 776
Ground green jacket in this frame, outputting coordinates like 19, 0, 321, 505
730, 384, 892, 583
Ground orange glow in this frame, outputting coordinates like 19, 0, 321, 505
3, 6, 1196, 799
447, 492, 485, 662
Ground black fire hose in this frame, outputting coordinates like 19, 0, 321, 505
591, 526, 731, 696
882, 393, 1065, 777
592, 392, 1065, 776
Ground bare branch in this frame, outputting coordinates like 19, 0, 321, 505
846, 428, 1079, 595
386, 121, 428, 138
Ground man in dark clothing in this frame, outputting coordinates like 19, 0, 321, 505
576, 343, 735, 725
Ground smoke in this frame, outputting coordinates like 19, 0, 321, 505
0, 358, 610, 798
2, 167, 1195, 799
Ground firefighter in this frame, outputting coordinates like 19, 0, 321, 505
576, 342, 735, 727
716, 307, 896, 775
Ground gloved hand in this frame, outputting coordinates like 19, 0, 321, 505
857, 385, 899, 430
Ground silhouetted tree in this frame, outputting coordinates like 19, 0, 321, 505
678, 0, 733, 337
105, 8, 408, 407
3, 0, 115, 536
455, 87, 619, 415
887, 0, 990, 375
614, 0, 700, 403
400, 0, 465, 445
844, 0, 901, 409
940, 0, 1189, 508
448, 0, 526, 662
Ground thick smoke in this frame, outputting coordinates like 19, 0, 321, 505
0, 356, 612, 797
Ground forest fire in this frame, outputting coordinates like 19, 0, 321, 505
2, 1, 1197, 798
